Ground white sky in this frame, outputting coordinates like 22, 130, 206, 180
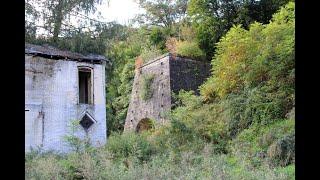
31, 0, 145, 36
95, 0, 145, 25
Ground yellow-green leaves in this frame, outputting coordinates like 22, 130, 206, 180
200, 2, 295, 101
176, 40, 206, 60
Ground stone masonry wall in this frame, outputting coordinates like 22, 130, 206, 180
25, 55, 107, 152
124, 54, 211, 132
124, 55, 171, 130
170, 56, 211, 94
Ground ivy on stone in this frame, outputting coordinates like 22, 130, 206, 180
140, 74, 155, 101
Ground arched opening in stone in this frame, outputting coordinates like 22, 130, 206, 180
136, 118, 154, 133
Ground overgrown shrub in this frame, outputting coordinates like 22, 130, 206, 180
149, 27, 166, 49
170, 90, 229, 153
226, 85, 289, 137
106, 132, 154, 162
63, 119, 92, 153
200, 2, 294, 101
176, 40, 206, 60
165, 37, 178, 55
230, 119, 295, 167
26, 140, 295, 179
267, 133, 295, 167
140, 46, 163, 63
25, 153, 66, 179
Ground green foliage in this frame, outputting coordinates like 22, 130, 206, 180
226, 85, 290, 137
25, 153, 66, 180
136, 0, 188, 27
170, 0, 295, 167
139, 46, 164, 63
34, 0, 104, 41
179, 24, 197, 41
63, 119, 92, 153
106, 27, 147, 135
200, 2, 294, 100
170, 90, 229, 153
231, 119, 294, 167
106, 132, 154, 162
201, 25, 249, 98
26, 2, 295, 179
26, 22, 127, 55
198, 3, 295, 140
267, 133, 295, 167
149, 27, 166, 49
26, 137, 295, 179
187, 0, 291, 60
176, 40, 205, 60
140, 74, 155, 101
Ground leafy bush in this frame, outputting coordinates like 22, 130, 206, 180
230, 119, 295, 167
176, 40, 206, 60
165, 37, 178, 55
25, 153, 66, 179
140, 74, 155, 101
200, 2, 294, 101
26, 140, 295, 180
106, 132, 154, 162
226, 86, 289, 137
170, 90, 229, 153
197, 2, 295, 142
267, 133, 295, 167
63, 119, 92, 153
139, 46, 163, 63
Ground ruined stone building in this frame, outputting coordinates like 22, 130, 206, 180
124, 53, 211, 132
25, 43, 108, 152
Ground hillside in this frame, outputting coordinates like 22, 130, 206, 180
25, 1, 295, 179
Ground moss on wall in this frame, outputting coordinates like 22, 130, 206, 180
140, 74, 155, 101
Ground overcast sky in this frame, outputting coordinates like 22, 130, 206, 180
32, 0, 145, 36
96, 0, 145, 24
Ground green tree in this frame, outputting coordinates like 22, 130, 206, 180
42, 0, 106, 42
187, 0, 292, 60
25, 0, 41, 42
136, 0, 188, 27
106, 27, 147, 135
200, 1, 295, 134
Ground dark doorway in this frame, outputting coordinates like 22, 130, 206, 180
136, 118, 154, 133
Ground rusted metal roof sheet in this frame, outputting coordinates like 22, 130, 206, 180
25, 43, 108, 63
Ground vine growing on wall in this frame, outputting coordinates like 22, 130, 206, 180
140, 74, 155, 101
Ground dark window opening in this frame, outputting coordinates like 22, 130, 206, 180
79, 69, 92, 104
80, 114, 94, 130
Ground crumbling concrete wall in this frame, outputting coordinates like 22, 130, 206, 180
25, 55, 107, 152
124, 54, 211, 132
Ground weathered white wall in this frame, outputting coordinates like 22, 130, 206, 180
25, 55, 107, 153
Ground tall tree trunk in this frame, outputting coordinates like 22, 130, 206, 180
53, 0, 64, 43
